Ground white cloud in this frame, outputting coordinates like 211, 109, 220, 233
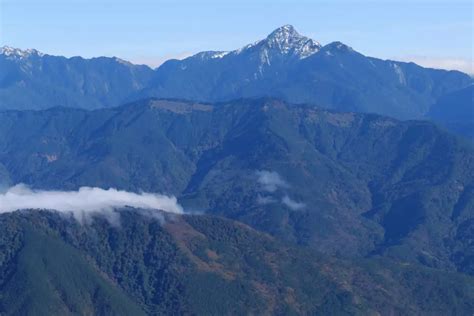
282, 195, 305, 211
256, 170, 289, 192
254, 170, 306, 211
0, 184, 183, 222
396, 56, 473, 75
256, 194, 277, 205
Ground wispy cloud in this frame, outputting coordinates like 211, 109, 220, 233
396, 55, 473, 74
257, 194, 278, 205
255, 170, 305, 210
282, 195, 305, 211
0, 184, 183, 223
256, 170, 289, 192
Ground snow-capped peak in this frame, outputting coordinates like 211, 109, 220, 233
0, 46, 44, 59
226, 25, 322, 60
266, 24, 300, 43
261, 25, 321, 59
185, 25, 321, 64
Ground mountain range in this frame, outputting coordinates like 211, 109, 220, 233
0, 46, 153, 110
1, 25, 473, 314
1, 25, 471, 127
0, 98, 472, 275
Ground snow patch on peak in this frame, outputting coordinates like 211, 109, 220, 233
323, 42, 354, 53
391, 62, 407, 85
210, 51, 230, 59
185, 24, 322, 67
263, 25, 321, 58
0, 46, 44, 59
234, 41, 260, 55
266, 24, 299, 41
113, 57, 132, 65
228, 25, 321, 60
193, 51, 230, 60
187, 25, 321, 64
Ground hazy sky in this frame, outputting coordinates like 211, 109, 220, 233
1, 0, 472, 73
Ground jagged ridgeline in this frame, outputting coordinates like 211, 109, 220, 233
1, 25, 471, 123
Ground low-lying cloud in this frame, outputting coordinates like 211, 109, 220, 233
0, 184, 183, 222
256, 194, 278, 205
256, 170, 289, 192
282, 195, 305, 211
255, 170, 305, 211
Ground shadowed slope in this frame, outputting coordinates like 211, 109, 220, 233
0, 211, 472, 315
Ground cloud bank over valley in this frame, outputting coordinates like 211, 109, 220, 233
0, 184, 183, 222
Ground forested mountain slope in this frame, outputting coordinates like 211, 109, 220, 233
0, 98, 472, 275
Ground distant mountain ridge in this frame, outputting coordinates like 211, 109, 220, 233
428, 85, 474, 140
0, 46, 154, 110
1, 25, 471, 121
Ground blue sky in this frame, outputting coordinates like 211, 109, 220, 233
1, 0, 472, 73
